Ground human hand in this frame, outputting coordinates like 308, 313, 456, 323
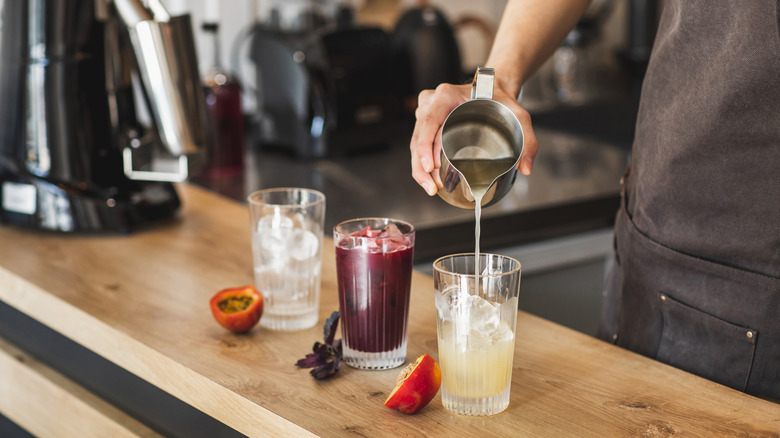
409, 82, 538, 196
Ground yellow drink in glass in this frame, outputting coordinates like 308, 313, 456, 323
437, 320, 515, 399
433, 253, 521, 416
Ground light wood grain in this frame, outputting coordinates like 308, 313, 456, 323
0, 183, 778, 437
0, 337, 161, 438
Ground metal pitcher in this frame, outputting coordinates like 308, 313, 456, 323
437, 67, 524, 209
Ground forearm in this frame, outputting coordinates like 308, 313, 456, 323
486, 0, 591, 97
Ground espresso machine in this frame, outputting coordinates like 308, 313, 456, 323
0, 0, 207, 233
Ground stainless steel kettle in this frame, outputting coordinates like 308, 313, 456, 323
0, 0, 207, 232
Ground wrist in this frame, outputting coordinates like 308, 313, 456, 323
485, 56, 524, 100
491, 70, 523, 101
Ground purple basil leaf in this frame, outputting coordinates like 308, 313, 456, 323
297, 342, 330, 368
331, 339, 342, 358
323, 311, 340, 345
296, 310, 343, 379
310, 357, 341, 380
333, 355, 341, 371
296, 353, 326, 369
312, 342, 328, 355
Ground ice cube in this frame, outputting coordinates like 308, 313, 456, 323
480, 262, 506, 300
467, 294, 501, 336
379, 223, 402, 239
258, 212, 293, 245
256, 239, 288, 268
290, 212, 307, 229
257, 211, 293, 237
289, 229, 319, 260
341, 226, 371, 251
255, 211, 293, 266
349, 225, 375, 238
494, 321, 515, 344
435, 285, 461, 322
376, 223, 410, 252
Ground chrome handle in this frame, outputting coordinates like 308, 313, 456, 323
471, 67, 495, 100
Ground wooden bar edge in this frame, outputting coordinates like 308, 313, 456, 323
0, 265, 317, 437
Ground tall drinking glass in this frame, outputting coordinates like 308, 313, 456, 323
334, 218, 415, 370
433, 253, 521, 416
248, 188, 325, 331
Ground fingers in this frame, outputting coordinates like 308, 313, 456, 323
493, 90, 538, 176
410, 83, 470, 196
412, 90, 436, 173
516, 109, 538, 175
410, 152, 437, 196
432, 128, 444, 189
410, 92, 438, 196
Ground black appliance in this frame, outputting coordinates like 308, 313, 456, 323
249, 7, 404, 158
391, 3, 464, 99
0, 0, 207, 233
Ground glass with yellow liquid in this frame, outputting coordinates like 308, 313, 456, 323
433, 253, 521, 416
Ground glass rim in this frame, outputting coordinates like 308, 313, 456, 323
247, 187, 326, 208
333, 217, 415, 238
432, 253, 521, 278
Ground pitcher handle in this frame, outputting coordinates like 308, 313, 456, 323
471, 67, 495, 100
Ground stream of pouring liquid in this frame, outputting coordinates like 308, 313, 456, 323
450, 157, 517, 276
473, 188, 486, 276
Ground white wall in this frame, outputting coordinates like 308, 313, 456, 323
0, 0, 627, 82
163, 0, 509, 78
163, 0, 260, 76
160, 0, 513, 112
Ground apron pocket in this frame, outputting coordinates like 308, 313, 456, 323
657, 293, 758, 391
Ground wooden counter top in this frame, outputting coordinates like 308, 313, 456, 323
0, 184, 777, 437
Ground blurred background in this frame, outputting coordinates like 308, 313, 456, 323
0, 0, 661, 336
162, 0, 659, 336
170, 0, 649, 146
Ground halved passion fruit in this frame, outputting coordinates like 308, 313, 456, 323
209, 285, 264, 333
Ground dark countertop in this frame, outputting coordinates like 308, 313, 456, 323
193, 122, 630, 263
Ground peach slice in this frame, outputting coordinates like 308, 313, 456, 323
384, 354, 441, 414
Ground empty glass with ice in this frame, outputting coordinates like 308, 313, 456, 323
334, 218, 415, 370
433, 253, 521, 416
248, 188, 325, 331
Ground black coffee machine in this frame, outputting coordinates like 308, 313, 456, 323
0, 0, 207, 233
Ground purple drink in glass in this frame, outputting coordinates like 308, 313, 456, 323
334, 218, 415, 370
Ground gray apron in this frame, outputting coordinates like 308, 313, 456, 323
598, 0, 780, 400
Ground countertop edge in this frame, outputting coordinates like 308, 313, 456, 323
0, 264, 317, 438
